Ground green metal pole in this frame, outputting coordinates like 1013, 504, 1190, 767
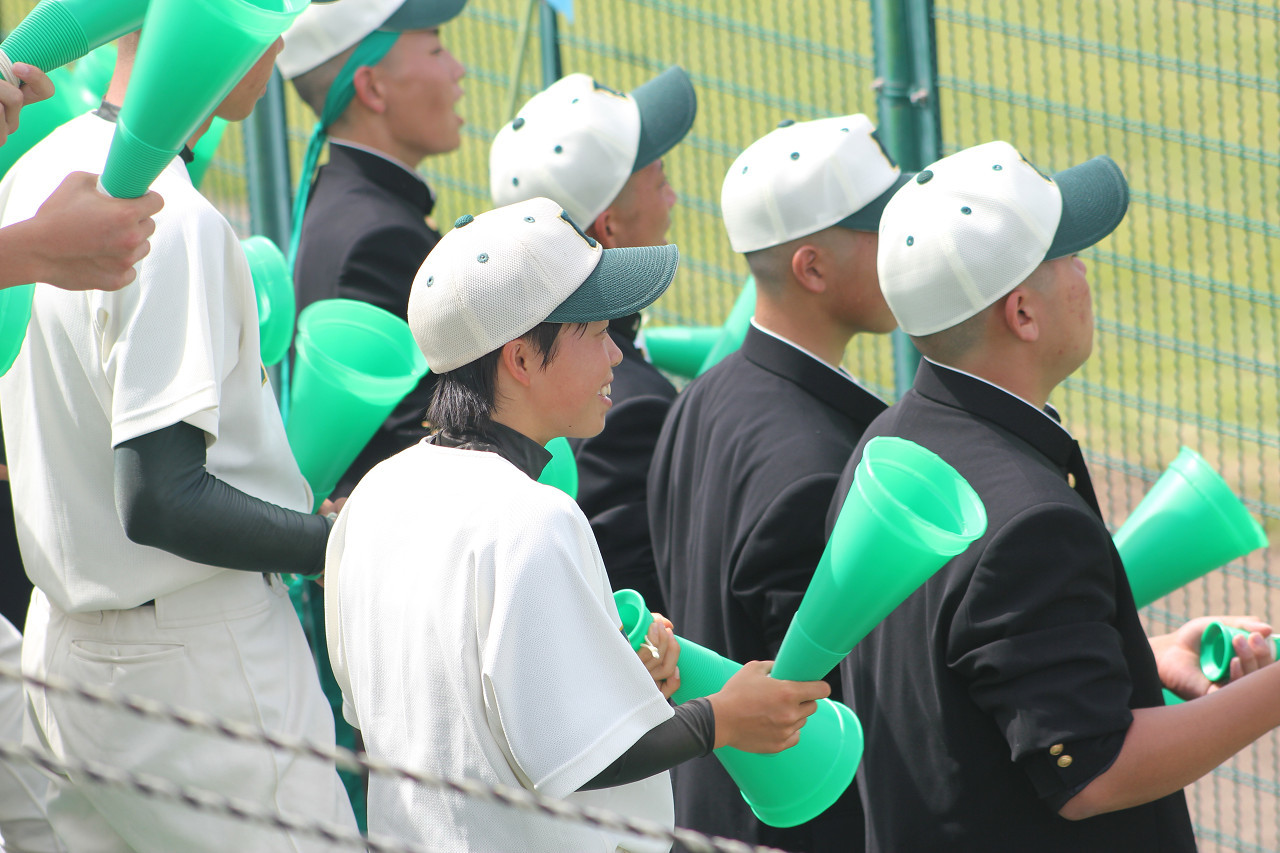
872, 0, 941, 397
539, 1, 562, 88
243, 71, 293, 400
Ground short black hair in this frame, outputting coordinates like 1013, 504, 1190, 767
427, 322, 583, 434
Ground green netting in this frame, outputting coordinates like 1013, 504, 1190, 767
2, 1, 1277, 849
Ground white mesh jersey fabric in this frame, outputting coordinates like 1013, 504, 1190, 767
326, 442, 675, 852
0, 114, 311, 612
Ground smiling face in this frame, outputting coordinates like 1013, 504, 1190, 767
526, 320, 623, 443
373, 28, 466, 164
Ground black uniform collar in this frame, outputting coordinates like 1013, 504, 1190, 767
609, 313, 643, 343
912, 358, 1077, 476
325, 141, 434, 216
741, 324, 887, 426
429, 421, 552, 481
95, 101, 195, 164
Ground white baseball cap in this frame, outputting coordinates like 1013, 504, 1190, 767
408, 198, 680, 373
489, 67, 697, 228
877, 140, 1129, 336
277, 0, 468, 80
720, 114, 912, 254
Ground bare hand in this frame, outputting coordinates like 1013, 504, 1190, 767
1155, 615, 1274, 700
0, 64, 54, 146
14, 173, 164, 292
319, 497, 347, 517
708, 661, 830, 753
639, 613, 680, 699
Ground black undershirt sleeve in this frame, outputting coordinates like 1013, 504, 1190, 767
113, 421, 331, 575
579, 697, 716, 791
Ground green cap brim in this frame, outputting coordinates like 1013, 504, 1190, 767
632, 66, 697, 172
546, 244, 679, 323
836, 171, 916, 232
1045, 155, 1129, 260
380, 0, 469, 31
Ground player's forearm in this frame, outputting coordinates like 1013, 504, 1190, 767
114, 421, 330, 574
0, 222, 46, 290
578, 698, 714, 790
1060, 663, 1280, 819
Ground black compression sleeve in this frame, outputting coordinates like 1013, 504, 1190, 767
113, 421, 331, 574
579, 697, 716, 791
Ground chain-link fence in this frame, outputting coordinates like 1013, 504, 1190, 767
2, 1, 1278, 850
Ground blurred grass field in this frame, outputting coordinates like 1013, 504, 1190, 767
3, 0, 1278, 849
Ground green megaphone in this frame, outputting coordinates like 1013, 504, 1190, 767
98, 0, 307, 199
0, 0, 147, 75
287, 299, 429, 509
773, 436, 988, 683
642, 325, 720, 379
613, 588, 864, 829
697, 276, 756, 376
538, 436, 578, 498
1199, 621, 1280, 683
1114, 447, 1269, 608
240, 236, 295, 367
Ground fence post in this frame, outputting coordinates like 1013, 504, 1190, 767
871, 0, 941, 397
242, 71, 293, 398
539, 1, 563, 87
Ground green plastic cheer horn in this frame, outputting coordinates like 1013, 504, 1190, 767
613, 588, 864, 829
1114, 447, 1268, 608
1199, 621, 1280, 683
99, 0, 307, 199
240, 236, 295, 367
697, 276, 756, 376
0, 0, 147, 77
287, 299, 428, 509
643, 325, 720, 379
773, 436, 988, 683
538, 436, 579, 498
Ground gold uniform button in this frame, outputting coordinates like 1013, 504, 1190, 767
1067, 473, 1077, 488
1049, 744, 1064, 756
1057, 755, 1073, 768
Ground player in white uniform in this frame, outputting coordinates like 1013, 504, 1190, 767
325, 197, 833, 851
0, 35, 355, 852
0, 59, 160, 853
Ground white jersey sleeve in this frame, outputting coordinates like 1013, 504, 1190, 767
480, 490, 674, 800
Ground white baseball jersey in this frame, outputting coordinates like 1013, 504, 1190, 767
0, 113, 312, 612
326, 441, 676, 852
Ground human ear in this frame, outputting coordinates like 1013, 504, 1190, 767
500, 339, 534, 387
351, 66, 387, 113
1003, 286, 1040, 343
789, 244, 825, 294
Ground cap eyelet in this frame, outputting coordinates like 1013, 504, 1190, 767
512, 117, 525, 130
790, 152, 800, 160
425, 275, 435, 287
960, 206, 972, 215
993, 164, 1003, 171
916, 170, 933, 184
454, 214, 475, 228
906, 236, 915, 246
742, 166, 748, 174
840, 127, 849, 132
554, 145, 563, 154
477, 253, 489, 263
524, 216, 535, 223
511, 177, 519, 186
571, 97, 579, 104
777, 119, 796, 128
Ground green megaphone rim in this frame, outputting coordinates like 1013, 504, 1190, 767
853, 436, 988, 554
614, 589, 654, 652
240, 235, 295, 366
1167, 447, 1268, 553
1199, 621, 1280, 683
293, 299, 428, 399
